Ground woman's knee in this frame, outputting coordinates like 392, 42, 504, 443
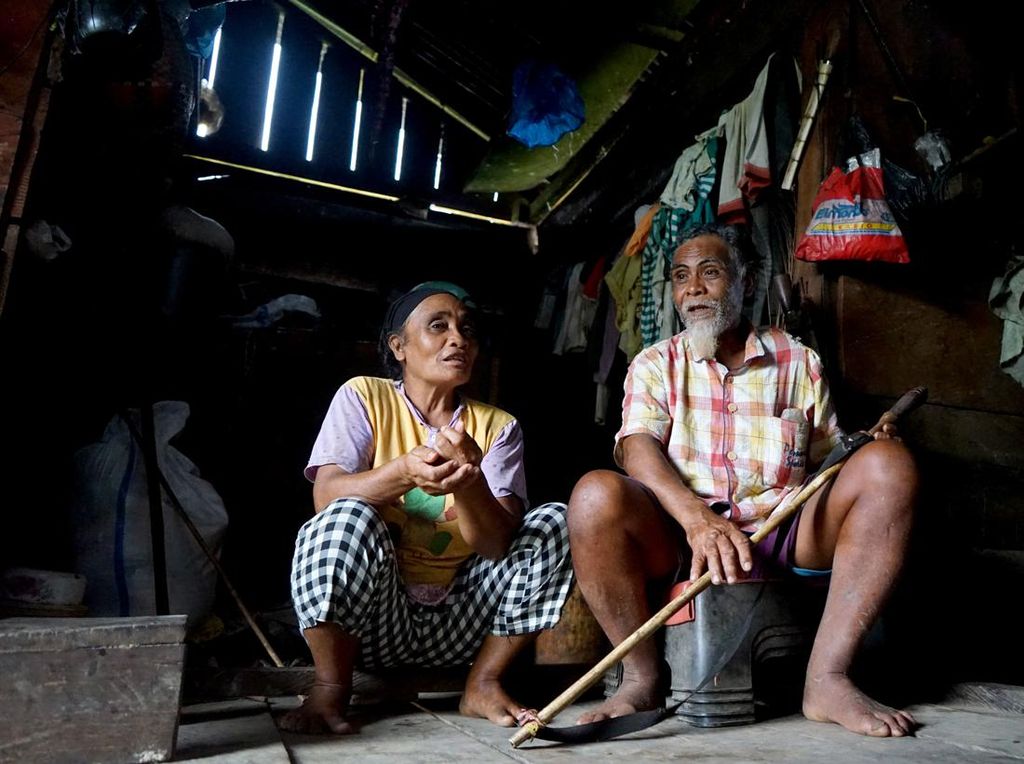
297, 497, 389, 548
520, 502, 569, 544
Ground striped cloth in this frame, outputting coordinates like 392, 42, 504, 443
614, 325, 844, 532
638, 137, 719, 349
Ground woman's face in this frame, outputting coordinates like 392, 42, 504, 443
389, 293, 479, 388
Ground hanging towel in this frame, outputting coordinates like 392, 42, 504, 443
989, 253, 1024, 386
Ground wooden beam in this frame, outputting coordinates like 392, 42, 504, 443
287, 0, 491, 141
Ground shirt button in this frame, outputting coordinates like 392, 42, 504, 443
727, 451, 738, 461
727, 403, 738, 413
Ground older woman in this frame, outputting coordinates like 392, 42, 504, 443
280, 281, 573, 734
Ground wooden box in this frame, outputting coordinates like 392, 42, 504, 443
0, 615, 186, 763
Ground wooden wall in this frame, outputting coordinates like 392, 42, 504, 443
0, 0, 54, 311
791, 0, 1024, 685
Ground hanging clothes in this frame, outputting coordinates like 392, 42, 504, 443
581, 255, 607, 299
637, 134, 719, 350
605, 246, 644, 359
553, 262, 597, 355
638, 207, 683, 348
660, 126, 720, 212
587, 265, 622, 425
716, 54, 802, 222
625, 203, 660, 259
990, 253, 1024, 386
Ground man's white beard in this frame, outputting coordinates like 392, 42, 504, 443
679, 279, 745, 361
686, 320, 720, 361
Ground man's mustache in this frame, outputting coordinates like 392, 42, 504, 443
682, 300, 720, 314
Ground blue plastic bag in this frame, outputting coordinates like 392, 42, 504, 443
507, 61, 585, 148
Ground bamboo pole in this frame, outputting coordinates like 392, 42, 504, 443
781, 30, 841, 191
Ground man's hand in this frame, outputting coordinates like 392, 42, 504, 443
682, 507, 753, 585
402, 445, 478, 495
872, 423, 900, 441
432, 419, 483, 467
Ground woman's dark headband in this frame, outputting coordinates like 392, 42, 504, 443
380, 281, 476, 340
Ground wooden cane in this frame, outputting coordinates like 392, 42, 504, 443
510, 387, 927, 748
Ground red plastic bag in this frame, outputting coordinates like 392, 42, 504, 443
795, 148, 910, 263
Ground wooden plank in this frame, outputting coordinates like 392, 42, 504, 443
837, 275, 1024, 415
944, 682, 1024, 714
897, 403, 1024, 471
0, 0, 51, 206
0, 599, 88, 618
176, 711, 291, 764
0, 615, 187, 652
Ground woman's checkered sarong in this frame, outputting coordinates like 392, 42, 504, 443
291, 498, 573, 670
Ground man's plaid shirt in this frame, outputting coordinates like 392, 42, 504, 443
615, 325, 844, 532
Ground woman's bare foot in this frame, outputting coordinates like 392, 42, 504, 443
576, 672, 663, 724
459, 676, 525, 727
277, 682, 356, 735
803, 672, 917, 737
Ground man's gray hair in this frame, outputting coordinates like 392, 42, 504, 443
675, 222, 754, 279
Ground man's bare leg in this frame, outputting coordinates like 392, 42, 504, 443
278, 622, 359, 734
568, 470, 680, 723
796, 440, 919, 736
460, 633, 536, 726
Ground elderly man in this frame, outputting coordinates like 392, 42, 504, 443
568, 223, 918, 737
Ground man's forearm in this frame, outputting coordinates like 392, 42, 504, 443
621, 434, 709, 530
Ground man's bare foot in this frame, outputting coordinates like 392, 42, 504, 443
277, 682, 356, 735
459, 676, 525, 727
576, 673, 663, 725
803, 672, 917, 737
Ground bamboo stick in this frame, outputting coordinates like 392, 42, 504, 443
781, 31, 841, 191
781, 58, 833, 191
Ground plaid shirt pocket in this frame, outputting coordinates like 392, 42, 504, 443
759, 417, 808, 489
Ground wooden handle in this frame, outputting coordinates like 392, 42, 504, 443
868, 386, 928, 435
